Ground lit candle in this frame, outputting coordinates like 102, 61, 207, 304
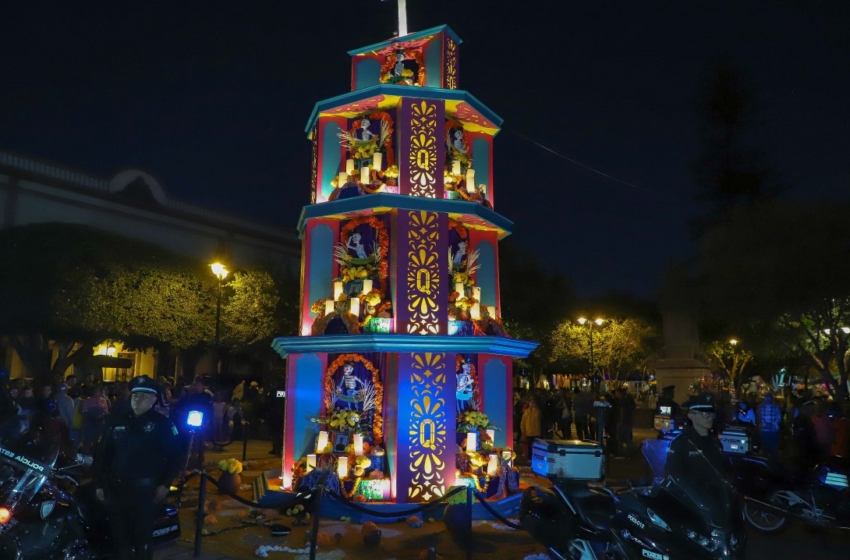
454, 282, 465, 297
472, 286, 481, 301
353, 434, 364, 456
452, 161, 461, 176
333, 281, 344, 301
337, 456, 349, 479
361, 165, 370, 184
465, 169, 475, 193
486, 429, 495, 444
362, 278, 373, 294
349, 297, 360, 317
470, 303, 481, 320
307, 454, 317, 472
324, 300, 335, 315
487, 454, 499, 477
338, 172, 348, 186
486, 306, 496, 318
346, 159, 355, 175
316, 431, 329, 453
372, 152, 383, 171
466, 432, 477, 452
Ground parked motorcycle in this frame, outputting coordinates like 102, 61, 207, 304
738, 454, 850, 533
0, 417, 180, 559
520, 442, 747, 559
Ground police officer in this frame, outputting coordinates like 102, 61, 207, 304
95, 375, 182, 560
665, 392, 734, 518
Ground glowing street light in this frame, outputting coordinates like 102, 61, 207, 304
578, 317, 605, 374
210, 261, 229, 375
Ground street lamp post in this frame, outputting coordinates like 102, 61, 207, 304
578, 317, 605, 375
210, 262, 229, 375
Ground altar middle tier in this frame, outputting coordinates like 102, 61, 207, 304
297, 197, 512, 337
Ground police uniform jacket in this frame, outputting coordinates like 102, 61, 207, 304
666, 426, 730, 492
97, 408, 182, 489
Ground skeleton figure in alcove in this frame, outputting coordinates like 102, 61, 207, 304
347, 232, 368, 259
457, 360, 474, 413
336, 362, 366, 409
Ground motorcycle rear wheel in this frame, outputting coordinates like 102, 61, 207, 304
743, 495, 789, 533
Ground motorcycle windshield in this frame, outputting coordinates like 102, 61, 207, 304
0, 417, 59, 510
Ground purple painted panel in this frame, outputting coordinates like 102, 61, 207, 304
398, 98, 445, 199
395, 352, 456, 503
395, 210, 448, 335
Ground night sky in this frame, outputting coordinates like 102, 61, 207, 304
3, 1, 848, 298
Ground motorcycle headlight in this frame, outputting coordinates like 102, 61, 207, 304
686, 529, 722, 552
646, 508, 670, 531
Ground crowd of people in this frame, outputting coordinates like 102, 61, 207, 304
514, 385, 637, 459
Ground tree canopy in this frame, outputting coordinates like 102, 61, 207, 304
549, 317, 659, 377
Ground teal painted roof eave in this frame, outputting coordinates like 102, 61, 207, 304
271, 334, 538, 359
346, 25, 462, 57
304, 85, 503, 135
295, 193, 514, 238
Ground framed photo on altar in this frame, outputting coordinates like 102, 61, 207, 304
333, 433, 349, 453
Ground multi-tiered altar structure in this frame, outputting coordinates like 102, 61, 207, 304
272, 25, 537, 504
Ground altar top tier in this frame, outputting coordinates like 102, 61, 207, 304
305, 25, 503, 206
346, 25, 463, 92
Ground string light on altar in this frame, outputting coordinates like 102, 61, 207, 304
349, 297, 360, 317
316, 431, 329, 453
353, 434, 364, 456
466, 432, 477, 452
337, 456, 349, 479
306, 454, 316, 473
345, 159, 355, 175
361, 279, 373, 294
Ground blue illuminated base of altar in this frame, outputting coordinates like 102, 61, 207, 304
254, 468, 523, 524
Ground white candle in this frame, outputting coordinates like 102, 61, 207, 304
316, 431, 329, 453
487, 454, 499, 477
470, 303, 481, 320
454, 282, 465, 297
337, 456, 349, 479
338, 172, 348, 186
346, 159, 355, 175
349, 297, 360, 317
372, 152, 383, 171
486, 306, 496, 318
466, 432, 477, 452
333, 281, 344, 301
324, 300, 335, 315
307, 454, 316, 472
353, 434, 364, 456
452, 160, 461, 176
472, 286, 481, 301
361, 165, 370, 184
465, 169, 475, 193
486, 429, 495, 444
362, 278, 373, 294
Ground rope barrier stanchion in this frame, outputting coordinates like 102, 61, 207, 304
309, 485, 325, 560
242, 421, 249, 462
466, 487, 473, 560
194, 470, 207, 558
473, 491, 523, 529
